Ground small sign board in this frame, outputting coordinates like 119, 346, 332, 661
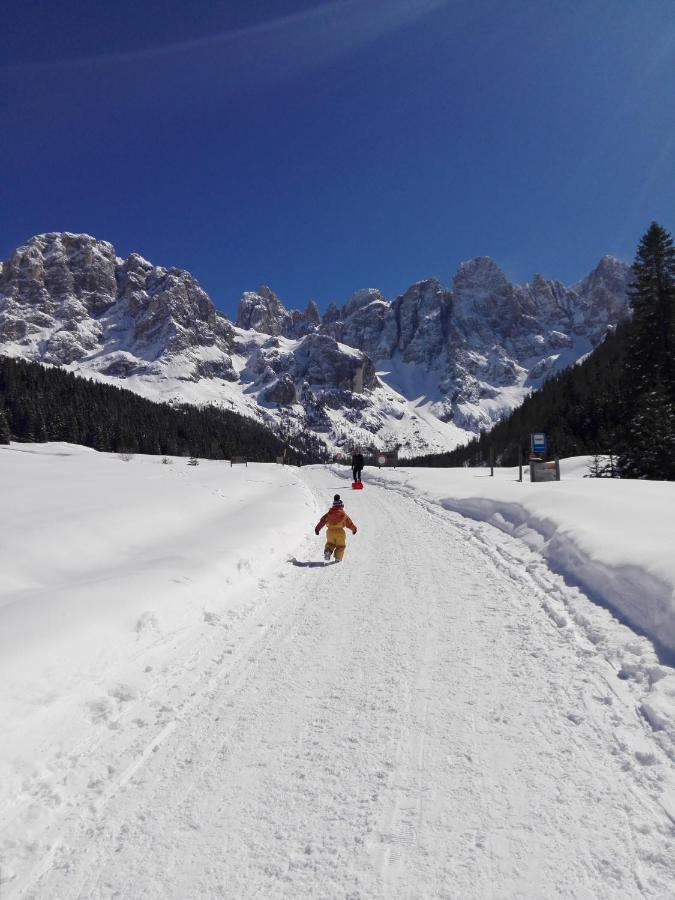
530, 459, 560, 483
531, 432, 547, 456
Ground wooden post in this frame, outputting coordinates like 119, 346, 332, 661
490, 446, 494, 477
518, 445, 523, 483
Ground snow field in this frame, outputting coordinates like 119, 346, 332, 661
0, 444, 316, 893
1, 446, 674, 897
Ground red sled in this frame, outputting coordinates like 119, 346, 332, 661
352, 481, 363, 490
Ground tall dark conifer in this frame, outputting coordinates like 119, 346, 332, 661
0, 406, 10, 444
625, 222, 675, 397
618, 223, 675, 479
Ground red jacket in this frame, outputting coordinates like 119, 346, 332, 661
315, 507, 357, 537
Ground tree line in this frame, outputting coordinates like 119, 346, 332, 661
0, 357, 321, 464
405, 222, 675, 480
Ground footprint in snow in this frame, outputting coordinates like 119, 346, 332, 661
109, 683, 139, 703
87, 696, 115, 724
136, 611, 160, 636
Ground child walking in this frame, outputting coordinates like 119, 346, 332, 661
315, 494, 358, 562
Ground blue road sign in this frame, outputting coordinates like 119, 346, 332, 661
531, 432, 546, 455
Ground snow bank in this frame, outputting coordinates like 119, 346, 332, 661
363, 458, 675, 659
0, 443, 315, 771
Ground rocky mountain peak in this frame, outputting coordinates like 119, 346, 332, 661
236, 285, 289, 336
342, 288, 387, 319
236, 287, 321, 339
453, 256, 510, 294
571, 255, 632, 342
0, 231, 236, 378
0, 232, 119, 318
451, 256, 522, 335
393, 278, 451, 363
576, 255, 631, 296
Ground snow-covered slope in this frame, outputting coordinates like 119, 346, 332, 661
0, 233, 631, 455
1, 444, 674, 898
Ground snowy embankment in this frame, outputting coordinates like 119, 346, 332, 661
0, 444, 313, 672
360, 459, 675, 752
0, 444, 315, 847
367, 458, 675, 659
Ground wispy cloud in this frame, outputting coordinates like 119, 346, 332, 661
1, 0, 450, 126
5, 0, 449, 73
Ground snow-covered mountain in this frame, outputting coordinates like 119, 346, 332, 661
0, 232, 631, 454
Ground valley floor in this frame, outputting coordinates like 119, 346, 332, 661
1, 452, 675, 898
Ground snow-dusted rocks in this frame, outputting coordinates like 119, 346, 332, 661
0, 233, 238, 381
236, 285, 292, 336
293, 333, 377, 393
0, 231, 632, 455
236, 285, 321, 339
573, 255, 632, 342
394, 278, 452, 364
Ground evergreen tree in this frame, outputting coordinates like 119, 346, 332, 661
617, 380, 675, 480
618, 223, 675, 479
625, 222, 675, 397
0, 406, 10, 444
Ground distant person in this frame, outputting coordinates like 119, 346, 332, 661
352, 451, 364, 483
315, 494, 357, 562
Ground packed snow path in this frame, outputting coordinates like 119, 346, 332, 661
5, 466, 675, 899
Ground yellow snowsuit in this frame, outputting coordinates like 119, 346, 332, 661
315, 506, 357, 561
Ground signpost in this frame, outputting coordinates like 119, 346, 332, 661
528, 432, 560, 482
531, 432, 546, 457
530, 459, 560, 482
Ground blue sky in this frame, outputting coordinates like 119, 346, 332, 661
1, 0, 674, 318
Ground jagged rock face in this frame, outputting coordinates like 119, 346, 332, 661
292, 334, 377, 393
246, 333, 377, 400
236, 287, 320, 339
322, 288, 396, 359
263, 373, 297, 406
291, 300, 321, 338
393, 279, 452, 364
236, 286, 291, 336
452, 257, 527, 341
0, 232, 118, 318
0, 233, 237, 379
573, 256, 632, 343
0, 233, 118, 363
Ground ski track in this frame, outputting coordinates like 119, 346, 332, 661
3, 469, 675, 899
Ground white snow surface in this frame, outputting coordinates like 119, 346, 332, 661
368, 458, 675, 660
1, 444, 675, 898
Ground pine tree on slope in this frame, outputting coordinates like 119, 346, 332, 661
619, 379, 675, 480
618, 223, 675, 479
625, 222, 675, 395
0, 406, 10, 444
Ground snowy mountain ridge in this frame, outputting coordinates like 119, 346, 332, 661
0, 232, 631, 454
